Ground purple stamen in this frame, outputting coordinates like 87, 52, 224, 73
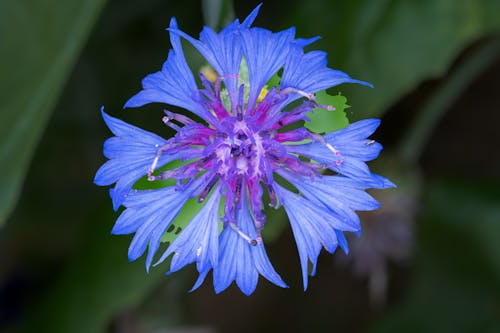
163, 110, 196, 125
198, 175, 220, 203
162, 116, 182, 132
234, 176, 243, 204
280, 87, 315, 100
267, 184, 278, 208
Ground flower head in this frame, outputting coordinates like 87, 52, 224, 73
94, 4, 394, 295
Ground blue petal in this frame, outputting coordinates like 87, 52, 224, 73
94, 111, 179, 210
100, 108, 167, 143
240, 27, 295, 111
111, 171, 149, 211
281, 44, 372, 103
335, 230, 349, 254
111, 203, 153, 235
155, 186, 222, 275
213, 223, 238, 293
124, 18, 214, 123
285, 119, 384, 181
286, 144, 374, 181
236, 198, 287, 290
167, 5, 262, 110
281, 171, 380, 215
367, 173, 397, 189
294, 36, 321, 48
325, 119, 381, 142
212, 193, 287, 295
190, 268, 210, 292
281, 176, 358, 231
240, 3, 262, 29
169, 24, 242, 108
318, 177, 380, 211
277, 189, 322, 291
235, 232, 259, 296
115, 175, 209, 271
276, 184, 358, 290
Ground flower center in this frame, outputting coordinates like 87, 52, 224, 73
213, 117, 264, 180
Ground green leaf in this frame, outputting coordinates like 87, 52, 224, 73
160, 197, 208, 244
287, 0, 500, 119
267, 72, 281, 88
160, 193, 229, 244
398, 36, 500, 164
305, 91, 349, 133
0, 0, 106, 225
346, 0, 500, 119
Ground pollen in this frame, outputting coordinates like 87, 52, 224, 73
257, 87, 269, 103
200, 65, 218, 83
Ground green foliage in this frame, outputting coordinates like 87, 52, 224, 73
4, 0, 500, 331
160, 197, 207, 244
288, 0, 500, 119
0, 0, 106, 225
267, 72, 281, 89
305, 91, 349, 133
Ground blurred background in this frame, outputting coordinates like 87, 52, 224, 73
1, 0, 500, 332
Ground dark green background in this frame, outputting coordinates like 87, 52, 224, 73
1, 0, 500, 332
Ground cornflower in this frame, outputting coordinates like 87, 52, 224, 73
94, 4, 394, 295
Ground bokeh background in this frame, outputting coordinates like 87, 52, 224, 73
1, 0, 500, 332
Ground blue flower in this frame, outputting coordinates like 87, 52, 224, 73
95, 4, 394, 294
